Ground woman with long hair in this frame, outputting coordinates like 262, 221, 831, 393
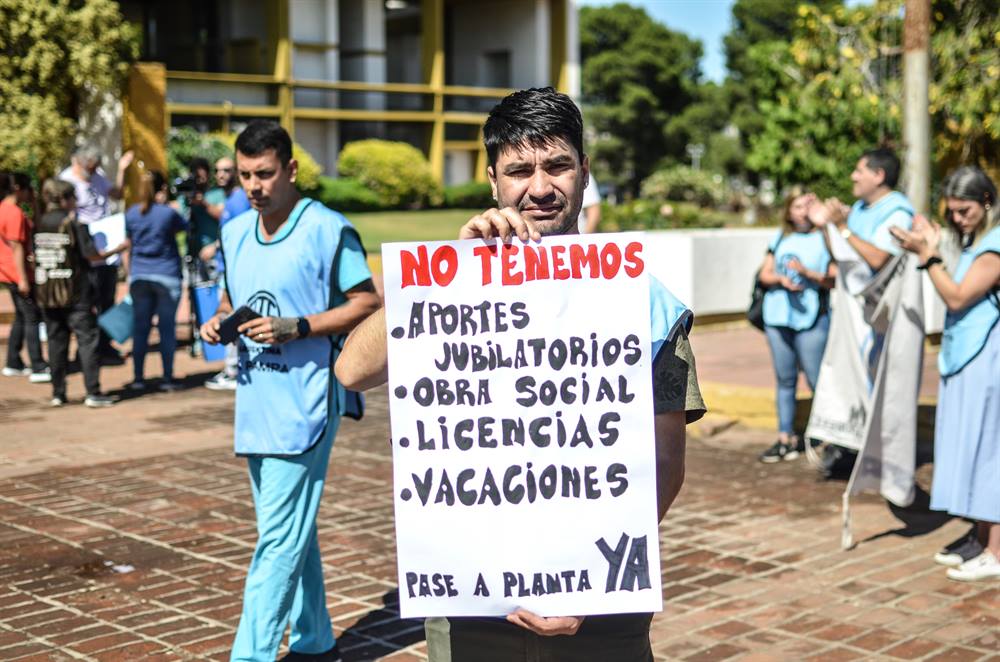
893, 166, 1000, 581
123, 170, 187, 391
756, 188, 837, 463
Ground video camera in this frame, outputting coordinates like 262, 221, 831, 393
172, 175, 208, 203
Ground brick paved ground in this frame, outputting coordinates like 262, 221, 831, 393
1, 331, 997, 661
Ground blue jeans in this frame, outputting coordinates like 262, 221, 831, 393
130, 278, 181, 382
765, 314, 830, 435
231, 429, 338, 661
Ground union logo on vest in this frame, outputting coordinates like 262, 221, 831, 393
248, 290, 281, 318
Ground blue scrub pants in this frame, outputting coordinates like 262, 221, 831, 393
764, 314, 830, 435
230, 426, 338, 661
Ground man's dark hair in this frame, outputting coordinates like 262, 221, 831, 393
189, 157, 211, 175
235, 120, 293, 166
0, 172, 11, 198
11, 173, 31, 190
861, 147, 900, 189
484, 87, 584, 167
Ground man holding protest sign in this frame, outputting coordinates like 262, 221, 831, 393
336, 88, 705, 661
199, 120, 380, 662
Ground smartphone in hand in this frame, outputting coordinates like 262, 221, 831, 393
216, 306, 262, 345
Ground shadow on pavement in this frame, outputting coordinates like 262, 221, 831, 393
106, 369, 220, 401
338, 590, 426, 661
859, 485, 953, 544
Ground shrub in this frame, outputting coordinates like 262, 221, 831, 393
338, 139, 442, 209
640, 166, 725, 207
441, 181, 494, 209
311, 176, 383, 212
166, 127, 323, 191
599, 200, 731, 232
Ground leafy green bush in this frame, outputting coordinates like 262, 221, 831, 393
311, 176, 383, 212
441, 181, 494, 209
338, 139, 442, 209
640, 166, 726, 207
599, 200, 731, 231
166, 127, 323, 191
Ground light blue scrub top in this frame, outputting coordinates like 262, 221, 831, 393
939, 227, 1000, 377
847, 190, 914, 254
762, 229, 831, 331
220, 198, 371, 455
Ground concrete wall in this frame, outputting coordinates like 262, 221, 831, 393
291, 0, 342, 174
644, 228, 946, 333
450, 0, 550, 89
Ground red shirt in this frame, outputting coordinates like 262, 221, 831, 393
0, 199, 29, 284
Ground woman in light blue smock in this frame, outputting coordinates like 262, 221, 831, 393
893, 166, 1000, 583
756, 188, 836, 463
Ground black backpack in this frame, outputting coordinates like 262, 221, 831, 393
33, 212, 86, 309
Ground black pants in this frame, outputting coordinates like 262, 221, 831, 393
436, 613, 654, 662
4, 282, 47, 372
88, 264, 119, 355
43, 305, 101, 399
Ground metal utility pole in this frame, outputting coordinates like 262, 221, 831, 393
902, 0, 931, 214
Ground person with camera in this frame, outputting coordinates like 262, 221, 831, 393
176, 158, 227, 357
204, 156, 252, 391
199, 121, 379, 661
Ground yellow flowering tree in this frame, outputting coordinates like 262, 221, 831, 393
0, 0, 139, 176
746, 0, 999, 197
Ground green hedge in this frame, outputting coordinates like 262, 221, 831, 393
338, 139, 442, 209
599, 200, 732, 231
639, 166, 725, 207
310, 176, 383, 212
441, 181, 494, 209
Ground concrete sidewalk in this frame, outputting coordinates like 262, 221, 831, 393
1, 328, 995, 662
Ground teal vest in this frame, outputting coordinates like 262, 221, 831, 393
848, 191, 914, 244
939, 227, 1000, 377
649, 276, 692, 360
763, 229, 831, 330
220, 198, 356, 455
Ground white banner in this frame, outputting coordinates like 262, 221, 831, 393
383, 233, 663, 618
86, 212, 126, 266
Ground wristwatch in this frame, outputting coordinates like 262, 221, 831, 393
839, 227, 853, 240
296, 317, 311, 339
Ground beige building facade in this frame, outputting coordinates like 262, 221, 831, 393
119, 0, 580, 186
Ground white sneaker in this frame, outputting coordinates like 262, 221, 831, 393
2, 367, 31, 377
946, 550, 1000, 582
84, 394, 116, 408
29, 369, 52, 383
204, 371, 237, 391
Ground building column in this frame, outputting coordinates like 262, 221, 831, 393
122, 63, 167, 207
549, 0, 568, 93
273, 0, 294, 138
422, 0, 445, 183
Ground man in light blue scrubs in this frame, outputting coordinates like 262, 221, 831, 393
200, 121, 381, 662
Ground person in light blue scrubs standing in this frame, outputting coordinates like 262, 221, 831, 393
893, 166, 1000, 583
755, 188, 836, 463
200, 121, 380, 661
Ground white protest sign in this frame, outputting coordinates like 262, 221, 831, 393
383, 232, 663, 618
87, 212, 126, 266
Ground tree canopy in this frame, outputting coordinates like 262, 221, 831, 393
579, 3, 703, 194
0, 0, 139, 176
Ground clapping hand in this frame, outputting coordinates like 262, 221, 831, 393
890, 214, 941, 262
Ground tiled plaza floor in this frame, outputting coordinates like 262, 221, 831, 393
0, 337, 996, 661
